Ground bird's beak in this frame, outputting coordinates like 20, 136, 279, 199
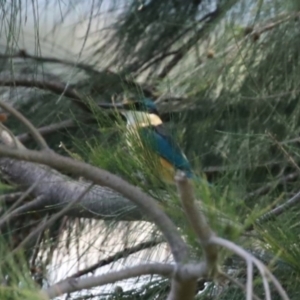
97, 102, 125, 110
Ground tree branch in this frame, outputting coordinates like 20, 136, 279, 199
157, 6, 221, 78
0, 50, 153, 99
165, 172, 218, 300
172, 11, 300, 90
244, 172, 298, 202
0, 142, 188, 263
0, 157, 143, 221
68, 238, 164, 279
0, 50, 102, 76
221, 272, 262, 300
0, 100, 49, 150
256, 190, 300, 225
13, 183, 94, 252
125, 6, 220, 76
0, 122, 143, 222
17, 119, 78, 143
43, 263, 207, 299
211, 237, 290, 300
0, 78, 82, 101
43, 264, 172, 299
175, 172, 218, 273
0, 192, 25, 204
0, 194, 45, 230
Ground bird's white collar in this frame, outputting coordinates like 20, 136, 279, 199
121, 111, 163, 128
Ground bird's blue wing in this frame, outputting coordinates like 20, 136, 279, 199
138, 124, 193, 177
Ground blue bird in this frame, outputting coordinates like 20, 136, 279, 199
98, 97, 193, 182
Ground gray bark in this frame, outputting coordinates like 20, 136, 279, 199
0, 158, 144, 221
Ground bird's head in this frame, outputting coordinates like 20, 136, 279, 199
119, 97, 162, 127
122, 97, 159, 115
98, 96, 162, 127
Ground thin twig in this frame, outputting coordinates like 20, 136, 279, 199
0, 195, 45, 229
68, 238, 164, 279
255, 11, 300, 35
0, 50, 150, 98
244, 172, 298, 202
0, 171, 49, 228
221, 272, 262, 300
266, 131, 300, 174
0, 100, 49, 150
30, 214, 49, 270
246, 259, 253, 300
157, 8, 220, 79
0, 50, 101, 75
0, 78, 82, 100
241, 89, 300, 100
17, 119, 77, 142
172, 11, 300, 90
129, 8, 219, 76
135, 51, 179, 75
211, 237, 290, 300
43, 263, 175, 299
256, 190, 300, 224
12, 183, 94, 253
0, 78, 120, 121
0, 192, 24, 204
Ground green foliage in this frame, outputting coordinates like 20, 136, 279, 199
0, 236, 41, 300
80, 1, 300, 297
2, 0, 300, 298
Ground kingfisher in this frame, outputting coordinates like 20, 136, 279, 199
98, 96, 193, 183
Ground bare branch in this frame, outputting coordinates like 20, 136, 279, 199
172, 11, 300, 91
173, 171, 289, 299
0, 50, 102, 76
0, 192, 25, 204
244, 172, 298, 202
256, 190, 300, 224
43, 263, 207, 299
157, 7, 221, 79
169, 172, 218, 300
175, 172, 218, 273
0, 195, 45, 230
68, 238, 164, 279
17, 119, 78, 143
43, 263, 174, 299
221, 272, 262, 300
156, 2, 253, 80
0, 157, 143, 221
0, 167, 50, 225
135, 51, 179, 75
131, 8, 221, 77
0, 100, 49, 150
13, 183, 94, 253
266, 131, 300, 174
0, 123, 143, 221
0, 144, 188, 263
0, 50, 152, 99
0, 78, 82, 101
211, 237, 290, 300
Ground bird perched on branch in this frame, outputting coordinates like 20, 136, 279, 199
98, 96, 193, 183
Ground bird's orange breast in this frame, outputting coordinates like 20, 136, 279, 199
159, 157, 176, 183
